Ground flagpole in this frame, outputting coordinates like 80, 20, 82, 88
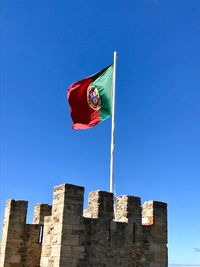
110, 51, 117, 217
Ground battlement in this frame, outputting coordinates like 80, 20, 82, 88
0, 183, 168, 267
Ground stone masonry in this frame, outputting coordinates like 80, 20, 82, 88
0, 183, 167, 267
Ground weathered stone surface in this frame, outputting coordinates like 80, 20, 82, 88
0, 183, 168, 267
33, 204, 52, 225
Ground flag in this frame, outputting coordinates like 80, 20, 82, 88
67, 65, 113, 130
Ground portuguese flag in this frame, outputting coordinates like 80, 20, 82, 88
68, 65, 113, 130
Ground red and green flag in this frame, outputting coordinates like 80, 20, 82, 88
67, 65, 113, 130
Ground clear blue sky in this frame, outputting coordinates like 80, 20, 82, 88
0, 0, 200, 265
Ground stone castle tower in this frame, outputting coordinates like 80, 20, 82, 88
0, 183, 167, 267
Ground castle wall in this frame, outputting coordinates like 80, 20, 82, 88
0, 183, 168, 267
0, 200, 51, 267
44, 184, 85, 267
142, 201, 168, 267
0, 200, 28, 267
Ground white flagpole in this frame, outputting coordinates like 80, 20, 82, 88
110, 51, 117, 217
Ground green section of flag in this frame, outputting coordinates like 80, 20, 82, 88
91, 65, 113, 121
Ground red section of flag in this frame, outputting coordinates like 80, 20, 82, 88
68, 77, 100, 129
